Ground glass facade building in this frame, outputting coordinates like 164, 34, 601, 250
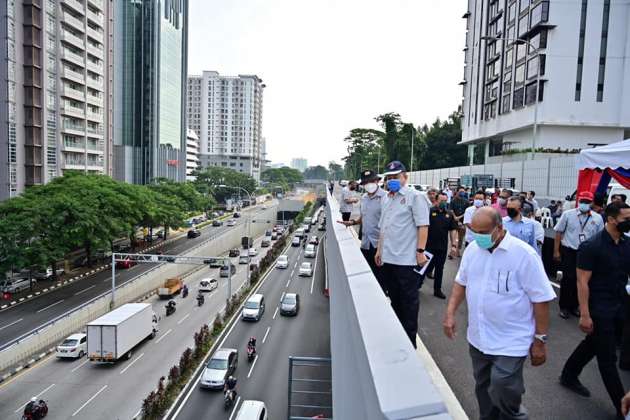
113, 0, 188, 185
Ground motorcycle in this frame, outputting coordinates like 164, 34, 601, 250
224, 389, 236, 410
182, 285, 189, 298
247, 345, 256, 362
196, 294, 205, 307
165, 300, 176, 316
22, 400, 48, 420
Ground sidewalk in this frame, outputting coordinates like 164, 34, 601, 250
419, 255, 628, 420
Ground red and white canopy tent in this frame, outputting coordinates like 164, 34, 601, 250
576, 139, 630, 196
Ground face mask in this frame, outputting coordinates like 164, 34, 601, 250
473, 199, 484, 208
578, 202, 591, 213
498, 198, 507, 206
364, 183, 378, 194
473, 229, 496, 249
507, 208, 519, 219
438, 202, 448, 210
617, 220, 630, 234
386, 179, 401, 193
459, 192, 466, 198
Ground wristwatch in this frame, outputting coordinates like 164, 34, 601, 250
534, 334, 548, 344
416, 248, 425, 253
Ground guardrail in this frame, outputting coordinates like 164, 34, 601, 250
325, 190, 451, 419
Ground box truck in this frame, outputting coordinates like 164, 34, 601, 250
157, 277, 183, 299
87, 303, 158, 362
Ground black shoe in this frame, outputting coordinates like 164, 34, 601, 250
559, 310, 570, 319
559, 376, 591, 397
619, 363, 630, 371
434, 290, 446, 299
427, 272, 434, 279
570, 309, 581, 318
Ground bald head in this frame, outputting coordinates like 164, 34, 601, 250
471, 207, 503, 234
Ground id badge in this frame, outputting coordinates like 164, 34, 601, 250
579, 233, 586, 243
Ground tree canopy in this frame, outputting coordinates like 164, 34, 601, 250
303, 165, 329, 180
261, 167, 303, 189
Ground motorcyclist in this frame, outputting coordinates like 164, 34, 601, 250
247, 336, 257, 354
196, 293, 204, 304
182, 284, 188, 297
224, 375, 238, 398
24, 397, 39, 417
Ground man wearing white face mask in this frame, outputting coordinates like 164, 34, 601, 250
338, 169, 388, 294
463, 190, 487, 246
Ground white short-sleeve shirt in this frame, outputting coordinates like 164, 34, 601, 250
455, 231, 556, 357
463, 205, 479, 243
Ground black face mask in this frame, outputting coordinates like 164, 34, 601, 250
507, 208, 520, 219
617, 220, 630, 233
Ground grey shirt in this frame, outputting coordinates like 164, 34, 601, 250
359, 188, 386, 250
378, 185, 430, 266
339, 187, 356, 213
554, 208, 604, 250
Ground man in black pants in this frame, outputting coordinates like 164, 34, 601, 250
560, 202, 630, 418
425, 192, 458, 299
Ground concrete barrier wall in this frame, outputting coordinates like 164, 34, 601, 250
0, 206, 278, 373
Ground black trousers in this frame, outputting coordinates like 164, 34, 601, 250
559, 246, 578, 311
341, 212, 351, 222
360, 245, 388, 296
619, 296, 630, 368
562, 316, 625, 416
381, 263, 420, 348
425, 248, 447, 293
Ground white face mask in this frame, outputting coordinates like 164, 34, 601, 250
364, 183, 378, 194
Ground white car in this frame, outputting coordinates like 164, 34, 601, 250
235, 400, 268, 420
227, 220, 236, 227
56, 333, 87, 359
248, 247, 258, 256
299, 262, 313, 277
276, 255, 289, 269
291, 236, 301, 247
199, 278, 218, 293
304, 244, 316, 258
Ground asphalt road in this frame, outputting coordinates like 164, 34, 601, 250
0, 204, 272, 349
0, 231, 274, 420
172, 223, 331, 420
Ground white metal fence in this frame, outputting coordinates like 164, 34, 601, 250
408, 156, 577, 199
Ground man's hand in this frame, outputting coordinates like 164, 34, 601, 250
529, 340, 546, 366
553, 250, 561, 262
621, 391, 630, 416
374, 248, 382, 267
337, 220, 353, 227
579, 315, 594, 334
443, 313, 456, 339
416, 251, 428, 266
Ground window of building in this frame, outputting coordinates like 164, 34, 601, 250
518, 14, 529, 37
502, 94, 511, 114
526, 55, 539, 79
513, 87, 525, 108
508, 3, 517, 22
516, 42, 527, 63
574, 0, 588, 101
515, 63, 525, 86
525, 82, 538, 105
596, 0, 610, 102
530, 1, 549, 28
529, 30, 548, 51
505, 48, 513, 69
519, 0, 529, 14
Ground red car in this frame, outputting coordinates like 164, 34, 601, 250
116, 257, 136, 269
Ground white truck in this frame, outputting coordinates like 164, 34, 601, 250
87, 303, 158, 363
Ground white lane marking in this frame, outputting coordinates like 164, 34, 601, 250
247, 355, 259, 378
74, 285, 96, 296
293, 261, 298, 268
0, 318, 23, 331
290, 268, 295, 277
177, 313, 191, 325
286, 277, 291, 288
120, 353, 144, 374
311, 241, 321, 294
36, 299, 65, 313
310, 274, 315, 294
155, 328, 172, 344
228, 396, 241, 420
15, 383, 56, 412
273, 307, 279, 319
262, 326, 271, 344
72, 384, 108, 416
71, 359, 89, 373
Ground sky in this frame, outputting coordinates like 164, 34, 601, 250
188, 0, 466, 168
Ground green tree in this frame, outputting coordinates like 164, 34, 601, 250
193, 166, 257, 203
261, 167, 303, 188
375, 113, 402, 163
342, 128, 384, 180
417, 111, 466, 170
303, 165, 329, 180
328, 161, 344, 180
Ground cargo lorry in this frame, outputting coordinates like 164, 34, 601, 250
241, 236, 253, 250
157, 277, 183, 299
87, 303, 158, 362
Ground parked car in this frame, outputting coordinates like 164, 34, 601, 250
228, 248, 240, 257
0, 274, 33, 294
56, 333, 87, 359
212, 220, 223, 227
299, 262, 313, 277
291, 236, 301, 247
199, 348, 238, 389
235, 400, 268, 420
233, 212, 241, 218
318, 223, 325, 231
294, 228, 305, 238
270, 232, 278, 240
241, 294, 265, 321
199, 278, 218, 293
265, 229, 273, 237
304, 244, 317, 258
248, 247, 258, 256
303, 217, 312, 225
32, 267, 65, 280
227, 220, 236, 227
261, 237, 271, 247
309, 236, 319, 245
187, 228, 201, 239
239, 255, 251, 265
220, 264, 236, 278
116, 257, 136, 269
280, 293, 300, 316
302, 224, 310, 233
276, 255, 289, 269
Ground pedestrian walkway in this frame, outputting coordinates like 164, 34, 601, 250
419, 255, 628, 420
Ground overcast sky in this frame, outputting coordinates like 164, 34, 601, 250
188, 0, 466, 168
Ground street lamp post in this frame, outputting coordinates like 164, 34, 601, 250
219, 185, 255, 284
410, 124, 415, 173
480, 36, 540, 161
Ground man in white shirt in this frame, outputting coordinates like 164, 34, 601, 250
463, 190, 486, 245
339, 181, 359, 221
444, 207, 555, 420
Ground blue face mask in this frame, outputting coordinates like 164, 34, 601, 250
387, 179, 401, 193
578, 202, 591, 213
473, 229, 496, 249
473, 199, 484, 208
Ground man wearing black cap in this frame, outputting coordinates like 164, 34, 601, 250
375, 160, 430, 347
338, 170, 388, 294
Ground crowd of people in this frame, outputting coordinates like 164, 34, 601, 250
336, 161, 630, 420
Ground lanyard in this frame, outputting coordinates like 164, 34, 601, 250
579, 214, 591, 233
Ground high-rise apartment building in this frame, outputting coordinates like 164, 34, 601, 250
461, 0, 630, 163
113, 0, 188, 185
186, 71, 265, 181
0, 0, 111, 200
291, 158, 307, 172
186, 128, 199, 181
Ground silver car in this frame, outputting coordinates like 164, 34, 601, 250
199, 348, 238, 389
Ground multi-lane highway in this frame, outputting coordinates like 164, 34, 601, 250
173, 219, 330, 420
0, 231, 274, 420
0, 204, 272, 349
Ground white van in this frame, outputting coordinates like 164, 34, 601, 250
304, 244, 316, 258
235, 400, 268, 420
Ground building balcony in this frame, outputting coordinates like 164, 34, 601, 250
86, 26, 102, 42
61, 66, 85, 84
61, 0, 85, 16
61, 86, 85, 101
86, 111, 102, 122
62, 12, 84, 33
62, 137, 86, 151
61, 29, 85, 50
86, 9, 103, 27
60, 105, 85, 119
86, 94, 103, 106
61, 124, 85, 136
61, 49, 85, 67
87, 43, 103, 59
86, 77, 102, 91
88, 0, 103, 9
86, 60, 102, 74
